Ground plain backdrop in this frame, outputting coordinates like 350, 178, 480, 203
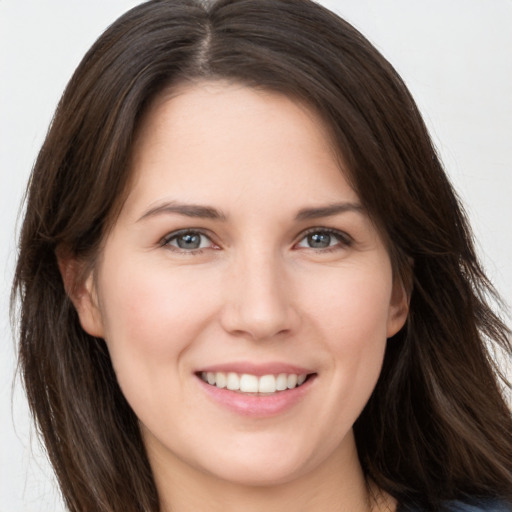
1, 1, 511, 510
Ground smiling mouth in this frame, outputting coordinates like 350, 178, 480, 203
198, 371, 314, 394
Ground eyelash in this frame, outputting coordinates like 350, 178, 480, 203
295, 228, 353, 252
161, 229, 215, 255
160, 227, 352, 255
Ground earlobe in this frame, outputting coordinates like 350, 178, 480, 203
57, 250, 105, 338
386, 279, 410, 338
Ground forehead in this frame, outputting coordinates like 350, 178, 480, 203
123, 81, 359, 219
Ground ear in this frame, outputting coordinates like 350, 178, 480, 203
386, 276, 410, 338
57, 249, 105, 338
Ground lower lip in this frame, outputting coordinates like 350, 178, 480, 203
196, 375, 316, 417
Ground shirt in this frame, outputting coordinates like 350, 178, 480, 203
398, 499, 512, 512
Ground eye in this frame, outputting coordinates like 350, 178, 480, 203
162, 230, 214, 252
296, 229, 351, 250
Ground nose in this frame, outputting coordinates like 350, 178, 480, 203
219, 250, 300, 341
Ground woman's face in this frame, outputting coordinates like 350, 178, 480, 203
75, 82, 408, 487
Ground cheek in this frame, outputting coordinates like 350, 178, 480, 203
305, 264, 393, 345
96, 258, 220, 390
302, 265, 392, 406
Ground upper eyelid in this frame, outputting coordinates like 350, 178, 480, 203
296, 227, 352, 242
161, 228, 215, 246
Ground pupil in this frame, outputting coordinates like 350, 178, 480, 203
177, 233, 201, 249
308, 232, 331, 248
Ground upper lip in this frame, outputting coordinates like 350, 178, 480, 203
196, 361, 314, 376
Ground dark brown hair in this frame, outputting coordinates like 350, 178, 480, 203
12, 0, 512, 511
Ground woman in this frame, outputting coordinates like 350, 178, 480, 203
12, 0, 512, 511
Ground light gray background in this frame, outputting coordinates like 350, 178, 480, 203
1, 1, 511, 510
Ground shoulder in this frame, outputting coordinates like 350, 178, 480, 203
399, 499, 512, 512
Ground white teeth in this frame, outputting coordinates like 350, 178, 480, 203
226, 372, 239, 391
240, 374, 259, 392
287, 374, 298, 389
259, 374, 276, 393
276, 373, 288, 391
216, 372, 227, 389
200, 371, 310, 393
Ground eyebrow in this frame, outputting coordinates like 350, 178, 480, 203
136, 200, 364, 223
137, 201, 227, 222
295, 202, 364, 221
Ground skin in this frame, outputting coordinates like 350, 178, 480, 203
69, 81, 408, 512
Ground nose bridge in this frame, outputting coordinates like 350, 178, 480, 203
221, 245, 298, 340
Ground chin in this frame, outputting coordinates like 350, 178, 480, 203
191, 433, 327, 488
202, 458, 307, 488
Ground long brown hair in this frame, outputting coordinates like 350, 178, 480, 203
12, 0, 512, 510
